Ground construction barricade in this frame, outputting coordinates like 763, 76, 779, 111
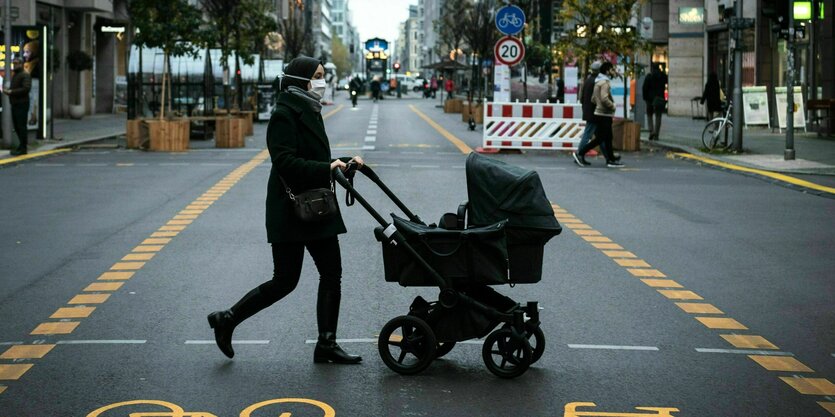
481, 102, 585, 151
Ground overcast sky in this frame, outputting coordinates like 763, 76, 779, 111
349, 0, 415, 48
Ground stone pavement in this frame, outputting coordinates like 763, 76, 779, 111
646, 114, 835, 175
0, 113, 126, 160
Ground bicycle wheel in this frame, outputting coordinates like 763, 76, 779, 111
702, 119, 733, 150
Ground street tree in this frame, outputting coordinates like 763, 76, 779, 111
278, 1, 315, 61
435, 0, 470, 63
129, 0, 207, 120
331, 36, 352, 79
462, 0, 497, 101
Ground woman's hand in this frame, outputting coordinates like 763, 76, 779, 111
330, 159, 347, 171
350, 156, 364, 168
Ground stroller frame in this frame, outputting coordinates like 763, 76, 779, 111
333, 164, 545, 378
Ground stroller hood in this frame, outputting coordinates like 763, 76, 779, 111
465, 153, 561, 236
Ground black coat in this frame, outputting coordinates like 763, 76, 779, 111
265, 92, 347, 243
580, 73, 597, 121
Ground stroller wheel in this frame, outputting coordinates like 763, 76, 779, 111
482, 328, 532, 379
378, 316, 437, 375
435, 341, 456, 359
502, 322, 546, 364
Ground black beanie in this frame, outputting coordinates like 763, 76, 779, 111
280, 56, 322, 91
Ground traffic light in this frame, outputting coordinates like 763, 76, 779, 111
393, 62, 401, 73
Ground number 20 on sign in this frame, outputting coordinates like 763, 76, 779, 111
494, 36, 525, 67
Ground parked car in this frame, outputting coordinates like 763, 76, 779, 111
395, 74, 422, 92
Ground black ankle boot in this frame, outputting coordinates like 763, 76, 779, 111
314, 332, 362, 364
207, 310, 236, 358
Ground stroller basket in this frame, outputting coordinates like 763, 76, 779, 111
376, 216, 509, 287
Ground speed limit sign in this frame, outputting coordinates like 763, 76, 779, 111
494, 36, 525, 67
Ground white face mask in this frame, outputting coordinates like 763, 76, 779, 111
310, 79, 327, 98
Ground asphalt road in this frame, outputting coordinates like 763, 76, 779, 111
1, 92, 834, 417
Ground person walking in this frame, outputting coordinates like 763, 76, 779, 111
576, 62, 623, 168
370, 77, 381, 102
700, 72, 723, 121
4, 58, 31, 156
445, 77, 455, 99
642, 63, 667, 140
430, 75, 438, 98
207, 56, 364, 364
573, 61, 602, 167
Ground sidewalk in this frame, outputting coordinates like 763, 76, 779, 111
646, 115, 835, 175
0, 113, 126, 160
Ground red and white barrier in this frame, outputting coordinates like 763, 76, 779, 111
481, 102, 585, 151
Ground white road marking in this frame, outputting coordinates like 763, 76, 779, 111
199, 163, 236, 166
304, 338, 377, 344
362, 145, 376, 151
0, 341, 24, 346
695, 348, 794, 356
56, 340, 147, 344
401, 151, 425, 155
185, 340, 270, 345
77, 163, 108, 167
411, 165, 440, 169
534, 166, 568, 170
367, 130, 377, 135
368, 163, 401, 168
34, 163, 65, 166
364, 136, 376, 143
567, 344, 660, 351
159, 163, 190, 166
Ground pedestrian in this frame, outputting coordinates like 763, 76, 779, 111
430, 75, 438, 98
700, 72, 723, 120
207, 56, 364, 364
572, 61, 602, 167
3, 58, 31, 156
575, 62, 623, 168
422, 79, 430, 98
445, 77, 455, 99
370, 77, 381, 102
642, 63, 667, 140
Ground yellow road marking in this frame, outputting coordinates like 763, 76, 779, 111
179, 210, 203, 215
84, 282, 124, 292
582, 236, 612, 242
150, 231, 178, 238
780, 377, 835, 395
0, 364, 34, 380
409, 105, 473, 154
174, 215, 198, 220
98, 271, 135, 280
720, 334, 778, 350
559, 218, 584, 224
675, 302, 724, 314
0, 345, 55, 359
564, 223, 592, 229
657, 290, 703, 300
323, 104, 344, 119
122, 253, 155, 261
573, 229, 601, 236
0, 149, 71, 165
674, 152, 835, 195
159, 225, 187, 231
69, 294, 111, 304
31, 322, 79, 335
592, 243, 623, 250
142, 238, 171, 245
628, 268, 666, 277
641, 279, 683, 288
695, 317, 747, 330
603, 250, 637, 258
818, 402, 835, 416
133, 245, 164, 253
111, 262, 145, 270
614, 259, 651, 268
749, 355, 813, 372
50, 306, 96, 319
167, 219, 193, 225
0, 386, 5, 394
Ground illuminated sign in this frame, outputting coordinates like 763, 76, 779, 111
678, 7, 704, 24
364, 38, 388, 52
794, 1, 812, 20
101, 25, 126, 33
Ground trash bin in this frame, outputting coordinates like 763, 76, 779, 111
691, 97, 706, 120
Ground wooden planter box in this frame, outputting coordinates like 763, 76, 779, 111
239, 114, 254, 136
126, 119, 149, 149
612, 119, 641, 151
146, 119, 190, 152
444, 98, 463, 113
461, 102, 484, 124
216, 117, 245, 148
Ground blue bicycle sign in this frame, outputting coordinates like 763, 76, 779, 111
495, 5, 525, 35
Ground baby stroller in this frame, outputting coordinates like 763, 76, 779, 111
333, 153, 561, 378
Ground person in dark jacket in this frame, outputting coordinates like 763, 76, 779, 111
207, 56, 364, 364
700, 72, 723, 120
573, 61, 601, 167
4, 58, 31, 156
576, 62, 623, 168
642, 63, 667, 141
370, 77, 381, 102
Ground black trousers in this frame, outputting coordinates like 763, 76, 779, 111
12, 103, 28, 153
578, 116, 616, 162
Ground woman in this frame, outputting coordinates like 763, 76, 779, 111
701, 72, 723, 120
207, 56, 364, 364
576, 62, 622, 168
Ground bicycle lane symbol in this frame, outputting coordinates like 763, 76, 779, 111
85, 398, 336, 417
495, 5, 526, 35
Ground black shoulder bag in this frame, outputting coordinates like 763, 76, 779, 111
279, 175, 339, 222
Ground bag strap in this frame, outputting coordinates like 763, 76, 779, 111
278, 175, 296, 201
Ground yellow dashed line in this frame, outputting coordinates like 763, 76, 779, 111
122, 253, 155, 261
573, 229, 601, 236
0, 386, 6, 394
720, 334, 778, 350
592, 243, 623, 250
0, 364, 34, 380
614, 259, 651, 268
409, 105, 474, 154
818, 402, 835, 416
97, 271, 135, 280
132, 245, 164, 253
0, 149, 71, 165
167, 219, 193, 225
627, 268, 666, 277
159, 225, 187, 231
640, 279, 683, 288
110, 262, 145, 270
695, 317, 747, 330
84, 282, 124, 292
50, 307, 96, 319
68, 294, 111, 304
30, 322, 79, 335
582, 236, 612, 242
564, 223, 592, 229
173, 215, 198, 220
0, 345, 55, 359
675, 302, 724, 314
560, 218, 585, 224
657, 290, 703, 300
179, 210, 203, 215
749, 356, 814, 372
142, 238, 171, 245
780, 377, 835, 395
603, 250, 637, 258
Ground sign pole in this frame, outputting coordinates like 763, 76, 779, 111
785, 0, 796, 160
3, 0, 13, 149
731, 1, 744, 152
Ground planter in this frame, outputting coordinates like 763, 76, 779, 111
239, 113, 254, 137
216, 117, 245, 148
461, 102, 471, 121
147, 119, 190, 152
69, 104, 85, 119
444, 98, 463, 113
461, 102, 484, 124
126, 119, 150, 149
612, 119, 641, 151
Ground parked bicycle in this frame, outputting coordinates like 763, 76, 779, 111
701, 101, 734, 150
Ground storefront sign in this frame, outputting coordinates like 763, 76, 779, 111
678, 7, 704, 24
793, 1, 812, 20
774, 86, 806, 131
741, 86, 769, 126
